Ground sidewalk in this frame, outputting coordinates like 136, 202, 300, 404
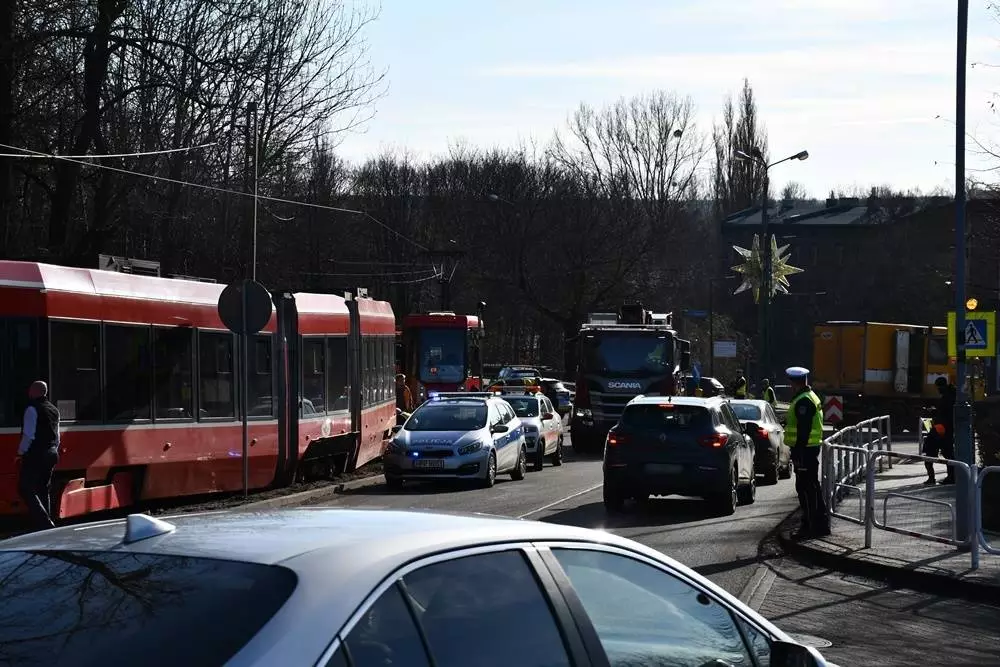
779, 439, 1000, 601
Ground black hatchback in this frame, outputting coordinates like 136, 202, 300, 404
602, 396, 757, 516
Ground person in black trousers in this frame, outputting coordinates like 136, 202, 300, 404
923, 377, 956, 485
17, 380, 60, 530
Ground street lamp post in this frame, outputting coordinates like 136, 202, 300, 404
735, 148, 809, 383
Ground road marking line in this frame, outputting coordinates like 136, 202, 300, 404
517, 483, 603, 519
738, 564, 777, 611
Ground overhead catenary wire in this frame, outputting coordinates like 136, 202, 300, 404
0, 143, 218, 159
0, 142, 430, 253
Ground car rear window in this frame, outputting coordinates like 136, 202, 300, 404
619, 404, 711, 430
0, 550, 296, 667
730, 403, 762, 420
505, 397, 540, 418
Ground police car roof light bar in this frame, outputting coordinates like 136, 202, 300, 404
433, 392, 494, 399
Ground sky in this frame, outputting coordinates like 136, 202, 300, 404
334, 0, 1000, 198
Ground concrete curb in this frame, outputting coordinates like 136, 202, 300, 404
238, 474, 384, 511
777, 511, 1000, 604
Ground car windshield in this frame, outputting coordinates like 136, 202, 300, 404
620, 404, 711, 431
405, 402, 487, 431
418, 328, 466, 384
582, 333, 673, 376
0, 550, 296, 667
506, 369, 538, 379
505, 397, 540, 418
730, 403, 762, 421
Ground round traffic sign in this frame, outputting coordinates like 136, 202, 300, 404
218, 279, 272, 335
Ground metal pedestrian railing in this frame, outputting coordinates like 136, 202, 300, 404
974, 466, 1000, 562
866, 450, 969, 550
822, 415, 892, 525
820, 417, 1000, 569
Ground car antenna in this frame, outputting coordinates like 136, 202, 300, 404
123, 513, 176, 544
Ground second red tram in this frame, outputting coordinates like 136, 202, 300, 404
399, 308, 485, 403
0, 261, 396, 521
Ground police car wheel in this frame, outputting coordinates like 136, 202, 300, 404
551, 437, 563, 466
480, 453, 497, 488
533, 444, 545, 471
512, 446, 527, 481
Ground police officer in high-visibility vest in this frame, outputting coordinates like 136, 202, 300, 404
761, 378, 776, 407
784, 366, 830, 538
732, 369, 748, 399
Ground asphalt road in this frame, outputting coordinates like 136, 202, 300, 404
310, 432, 800, 597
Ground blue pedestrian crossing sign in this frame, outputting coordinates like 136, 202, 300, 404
947, 311, 996, 358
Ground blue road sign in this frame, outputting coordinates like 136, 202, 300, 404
964, 319, 989, 350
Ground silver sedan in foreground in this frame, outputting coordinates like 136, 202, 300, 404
0, 509, 829, 667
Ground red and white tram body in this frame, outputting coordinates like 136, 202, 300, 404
0, 262, 395, 520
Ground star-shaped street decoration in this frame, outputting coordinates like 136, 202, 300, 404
732, 234, 804, 303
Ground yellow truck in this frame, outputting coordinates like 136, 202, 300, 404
812, 321, 954, 432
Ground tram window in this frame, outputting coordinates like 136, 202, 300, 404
385, 337, 393, 401
105, 325, 152, 421
199, 332, 235, 419
248, 335, 273, 418
327, 337, 349, 412
365, 337, 375, 406
154, 327, 194, 420
50, 321, 102, 422
303, 338, 326, 415
0, 319, 42, 428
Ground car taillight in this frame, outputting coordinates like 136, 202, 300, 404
699, 433, 729, 448
607, 432, 628, 447
756, 426, 769, 439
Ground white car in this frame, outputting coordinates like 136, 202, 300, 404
0, 509, 830, 666
383, 393, 528, 487
501, 391, 565, 470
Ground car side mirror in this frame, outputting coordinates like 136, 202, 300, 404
391, 424, 403, 434
491, 424, 509, 434
771, 640, 825, 667
542, 412, 555, 420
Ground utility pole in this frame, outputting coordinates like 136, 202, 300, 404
953, 0, 973, 543
426, 246, 464, 311
759, 174, 771, 383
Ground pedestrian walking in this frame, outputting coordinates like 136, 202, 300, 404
17, 380, 60, 530
761, 378, 776, 407
923, 376, 956, 485
783, 366, 830, 539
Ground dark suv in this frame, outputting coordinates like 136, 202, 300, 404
602, 395, 756, 515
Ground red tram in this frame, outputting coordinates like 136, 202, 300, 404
0, 261, 395, 520
399, 307, 485, 403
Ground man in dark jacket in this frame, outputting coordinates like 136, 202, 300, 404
923, 377, 956, 485
17, 380, 60, 529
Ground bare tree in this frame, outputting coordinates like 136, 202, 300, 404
780, 181, 808, 202
712, 78, 768, 219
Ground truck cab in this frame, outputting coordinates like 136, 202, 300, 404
571, 303, 691, 454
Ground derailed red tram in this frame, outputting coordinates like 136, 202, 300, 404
0, 261, 395, 521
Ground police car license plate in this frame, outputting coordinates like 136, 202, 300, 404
414, 459, 445, 469
645, 463, 682, 474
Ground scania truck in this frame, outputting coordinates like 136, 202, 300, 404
570, 303, 691, 454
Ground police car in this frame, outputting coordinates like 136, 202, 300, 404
498, 390, 565, 471
383, 393, 528, 488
